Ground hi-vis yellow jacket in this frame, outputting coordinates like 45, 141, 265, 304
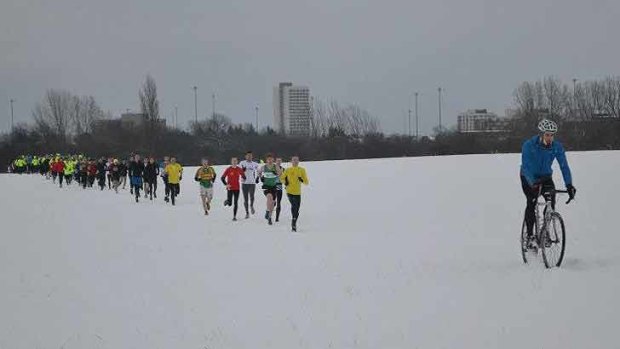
280, 166, 309, 195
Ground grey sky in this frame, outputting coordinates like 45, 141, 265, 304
1, 0, 619, 135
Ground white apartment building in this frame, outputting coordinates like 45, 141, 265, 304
273, 82, 311, 136
457, 109, 508, 133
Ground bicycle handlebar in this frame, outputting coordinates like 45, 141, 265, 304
556, 190, 574, 204
539, 188, 573, 204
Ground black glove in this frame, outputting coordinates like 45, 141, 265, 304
298, 177, 304, 183
256, 177, 260, 184
194, 176, 199, 182
566, 184, 576, 203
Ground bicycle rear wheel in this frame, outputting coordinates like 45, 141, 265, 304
541, 212, 566, 268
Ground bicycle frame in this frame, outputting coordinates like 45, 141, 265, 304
533, 189, 568, 246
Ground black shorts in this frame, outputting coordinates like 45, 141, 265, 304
263, 186, 278, 197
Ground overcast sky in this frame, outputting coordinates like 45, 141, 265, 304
1, 0, 619, 135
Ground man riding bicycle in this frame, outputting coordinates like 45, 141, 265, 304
520, 119, 577, 248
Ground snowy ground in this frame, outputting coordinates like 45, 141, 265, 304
1, 152, 619, 349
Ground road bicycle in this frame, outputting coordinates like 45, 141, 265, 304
521, 188, 573, 268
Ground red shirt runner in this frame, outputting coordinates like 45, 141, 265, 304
222, 166, 245, 191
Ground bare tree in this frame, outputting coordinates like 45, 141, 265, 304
603, 77, 620, 118
310, 98, 380, 137
139, 75, 160, 122
139, 74, 161, 153
82, 96, 105, 133
32, 89, 73, 143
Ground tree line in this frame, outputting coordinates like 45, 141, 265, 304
2, 75, 619, 171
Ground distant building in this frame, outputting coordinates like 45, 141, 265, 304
120, 113, 166, 128
458, 109, 509, 133
273, 82, 311, 136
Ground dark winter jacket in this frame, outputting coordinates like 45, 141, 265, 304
96, 162, 107, 178
143, 163, 159, 182
119, 164, 128, 176
128, 160, 145, 178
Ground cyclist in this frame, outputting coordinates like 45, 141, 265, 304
520, 119, 576, 248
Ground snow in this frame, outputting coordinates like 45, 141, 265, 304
0, 152, 618, 349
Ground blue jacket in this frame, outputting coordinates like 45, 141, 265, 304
521, 135, 572, 186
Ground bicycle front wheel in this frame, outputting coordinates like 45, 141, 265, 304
541, 212, 566, 268
520, 217, 530, 263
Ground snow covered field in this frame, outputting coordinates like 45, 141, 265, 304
1, 151, 619, 349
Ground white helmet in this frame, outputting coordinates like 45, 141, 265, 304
538, 119, 558, 134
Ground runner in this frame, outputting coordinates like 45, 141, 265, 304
50, 157, 60, 183
164, 156, 183, 205
96, 158, 107, 190
194, 158, 216, 215
106, 157, 113, 190
110, 159, 121, 193
51, 158, 65, 188
63, 159, 75, 186
280, 155, 309, 232
87, 159, 97, 188
128, 154, 145, 202
239, 151, 260, 219
119, 159, 128, 190
31, 156, 40, 175
274, 157, 285, 222
143, 157, 159, 200
161, 156, 170, 202
78, 160, 88, 189
221, 157, 246, 221
41, 156, 51, 179
258, 153, 282, 225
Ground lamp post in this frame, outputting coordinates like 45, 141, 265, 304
174, 105, 178, 129
212, 93, 216, 118
193, 86, 198, 124
10, 98, 14, 135
407, 96, 412, 138
438, 87, 443, 132
255, 105, 259, 132
414, 92, 419, 139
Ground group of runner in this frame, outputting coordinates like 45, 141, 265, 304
9, 150, 309, 231
195, 151, 309, 231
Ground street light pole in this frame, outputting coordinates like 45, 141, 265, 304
193, 86, 198, 124
255, 105, 259, 132
414, 92, 419, 139
10, 98, 14, 135
174, 105, 178, 129
407, 96, 412, 138
572, 78, 578, 116
212, 93, 216, 118
438, 87, 443, 132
